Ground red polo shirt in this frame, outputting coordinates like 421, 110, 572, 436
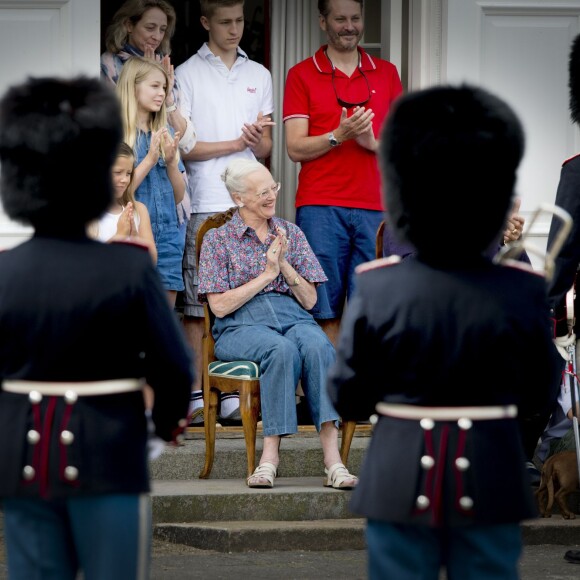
283, 45, 403, 210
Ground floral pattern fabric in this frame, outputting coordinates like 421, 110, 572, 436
198, 210, 327, 302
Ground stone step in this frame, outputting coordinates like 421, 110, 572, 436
151, 430, 580, 553
150, 431, 370, 481
522, 517, 580, 545
152, 478, 580, 552
151, 478, 355, 524
152, 515, 580, 554
154, 519, 366, 553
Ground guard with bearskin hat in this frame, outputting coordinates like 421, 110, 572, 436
328, 84, 562, 579
539, 35, 580, 566
0, 76, 192, 580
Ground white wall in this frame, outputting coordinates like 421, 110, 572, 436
0, 0, 100, 249
410, 0, 580, 268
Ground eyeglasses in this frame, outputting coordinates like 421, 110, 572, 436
255, 182, 281, 200
327, 53, 371, 109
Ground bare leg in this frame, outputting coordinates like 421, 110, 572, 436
318, 318, 341, 347
320, 421, 343, 469
247, 435, 281, 486
259, 436, 281, 467
320, 421, 357, 486
167, 290, 177, 308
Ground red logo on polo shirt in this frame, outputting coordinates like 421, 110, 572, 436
247, 87, 256, 93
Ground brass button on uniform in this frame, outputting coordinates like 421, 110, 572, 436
458, 418, 472, 430
459, 496, 474, 510
29, 391, 42, 404
27, 430, 41, 444
64, 390, 78, 404
22, 465, 36, 480
60, 430, 74, 445
416, 495, 430, 509
64, 466, 79, 481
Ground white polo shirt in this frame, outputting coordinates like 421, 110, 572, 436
175, 44, 274, 214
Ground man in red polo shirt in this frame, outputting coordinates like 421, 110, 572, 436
283, 0, 402, 344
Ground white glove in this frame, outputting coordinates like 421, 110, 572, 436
554, 333, 576, 360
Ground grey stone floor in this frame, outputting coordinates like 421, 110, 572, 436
148, 541, 580, 580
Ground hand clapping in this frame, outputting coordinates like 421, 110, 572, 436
241, 111, 276, 151
116, 202, 135, 237
265, 226, 288, 275
160, 128, 181, 165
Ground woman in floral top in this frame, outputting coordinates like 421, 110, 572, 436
198, 159, 358, 490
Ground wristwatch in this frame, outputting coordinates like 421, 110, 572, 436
328, 132, 341, 147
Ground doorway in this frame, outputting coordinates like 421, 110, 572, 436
100, 1, 270, 68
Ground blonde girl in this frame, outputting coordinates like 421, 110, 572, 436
117, 56, 186, 305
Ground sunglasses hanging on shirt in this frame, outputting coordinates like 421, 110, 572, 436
326, 51, 371, 109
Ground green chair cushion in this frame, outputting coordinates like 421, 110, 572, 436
208, 360, 260, 380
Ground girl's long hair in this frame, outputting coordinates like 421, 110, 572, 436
117, 142, 137, 207
116, 56, 173, 161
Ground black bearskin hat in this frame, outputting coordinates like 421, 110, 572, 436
0, 76, 121, 230
380, 84, 525, 260
570, 35, 580, 125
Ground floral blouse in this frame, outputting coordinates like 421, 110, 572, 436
198, 210, 327, 303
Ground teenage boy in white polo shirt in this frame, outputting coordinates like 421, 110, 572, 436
175, 0, 274, 424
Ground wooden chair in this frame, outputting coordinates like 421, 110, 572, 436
376, 220, 385, 259
196, 208, 356, 478
196, 208, 261, 479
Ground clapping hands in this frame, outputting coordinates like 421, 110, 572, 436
265, 226, 288, 275
116, 202, 135, 237
148, 128, 181, 166
241, 111, 276, 151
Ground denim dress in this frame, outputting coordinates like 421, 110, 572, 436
134, 129, 186, 291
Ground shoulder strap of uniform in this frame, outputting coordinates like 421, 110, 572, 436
562, 152, 580, 167
355, 255, 401, 274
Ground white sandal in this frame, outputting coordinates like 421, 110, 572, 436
324, 463, 358, 490
247, 461, 277, 488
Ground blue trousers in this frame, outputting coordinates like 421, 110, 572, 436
296, 206, 384, 319
366, 519, 522, 580
3, 493, 151, 580
213, 293, 339, 436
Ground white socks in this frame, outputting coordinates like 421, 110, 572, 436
220, 393, 240, 417
188, 390, 203, 416
187, 390, 240, 417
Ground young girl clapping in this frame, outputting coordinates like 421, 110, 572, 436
90, 142, 157, 263
117, 56, 186, 305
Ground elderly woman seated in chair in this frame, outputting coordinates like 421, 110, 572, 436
197, 159, 357, 490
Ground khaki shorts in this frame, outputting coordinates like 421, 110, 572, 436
182, 212, 215, 317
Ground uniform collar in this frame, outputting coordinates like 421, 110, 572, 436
312, 44, 377, 74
